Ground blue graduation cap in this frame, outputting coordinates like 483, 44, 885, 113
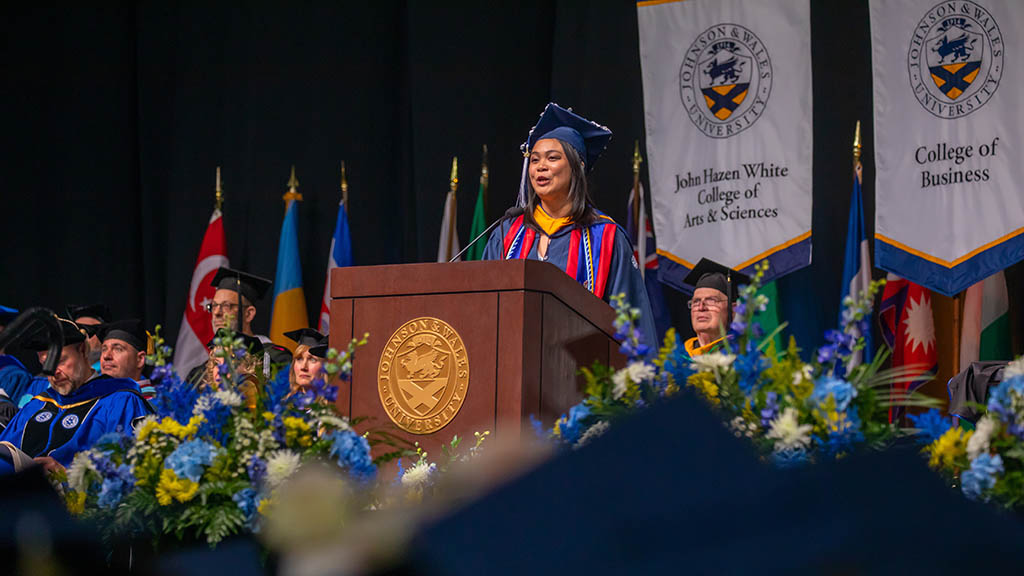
522, 103, 613, 171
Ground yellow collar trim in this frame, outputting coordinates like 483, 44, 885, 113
684, 336, 724, 356
532, 205, 572, 236
31, 395, 100, 410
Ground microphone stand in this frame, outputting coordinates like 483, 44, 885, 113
448, 207, 524, 263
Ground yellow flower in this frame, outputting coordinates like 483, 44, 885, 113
66, 490, 87, 515
686, 372, 720, 405
927, 427, 972, 470
155, 468, 200, 506
258, 496, 273, 516
263, 411, 275, 423
154, 415, 204, 440
135, 417, 158, 443
283, 416, 313, 448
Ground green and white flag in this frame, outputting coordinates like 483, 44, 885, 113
466, 179, 488, 261
960, 270, 1011, 365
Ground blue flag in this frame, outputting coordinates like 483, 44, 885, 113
319, 199, 353, 333
840, 163, 873, 368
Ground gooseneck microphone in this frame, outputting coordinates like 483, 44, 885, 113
448, 206, 526, 263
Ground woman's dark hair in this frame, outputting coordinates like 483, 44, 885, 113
523, 138, 597, 231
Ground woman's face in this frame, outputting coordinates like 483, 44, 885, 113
292, 349, 323, 389
529, 139, 571, 206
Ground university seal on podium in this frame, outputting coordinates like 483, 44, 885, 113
377, 317, 469, 435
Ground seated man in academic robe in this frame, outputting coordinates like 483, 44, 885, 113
97, 319, 156, 400
682, 258, 750, 358
0, 318, 152, 475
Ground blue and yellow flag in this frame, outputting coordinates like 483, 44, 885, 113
270, 171, 309, 350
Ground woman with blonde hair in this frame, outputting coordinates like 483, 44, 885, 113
284, 328, 328, 394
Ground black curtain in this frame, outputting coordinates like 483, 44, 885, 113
2, 1, 1019, 357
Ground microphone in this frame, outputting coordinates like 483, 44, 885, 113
449, 206, 525, 263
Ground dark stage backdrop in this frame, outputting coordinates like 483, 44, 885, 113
1, 1, 1019, 359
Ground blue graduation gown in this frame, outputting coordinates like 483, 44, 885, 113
482, 213, 658, 353
0, 355, 35, 406
0, 373, 152, 474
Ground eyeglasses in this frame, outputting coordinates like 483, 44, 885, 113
205, 302, 241, 313
688, 297, 728, 310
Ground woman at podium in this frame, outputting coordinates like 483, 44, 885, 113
482, 103, 657, 351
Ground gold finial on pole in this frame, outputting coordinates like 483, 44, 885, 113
215, 166, 224, 211
480, 145, 489, 187
341, 161, 349, 209
853, 121, 862, 166
450, 156, 459, 194
283, 165, 303, 202
480, 145, 489, 213
632, 141, 643, 232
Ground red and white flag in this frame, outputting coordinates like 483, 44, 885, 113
879, 274, 937, 422
173, 209, 228, 377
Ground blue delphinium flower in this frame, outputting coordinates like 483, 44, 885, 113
907, 409, 953, 444
195, 395, 234, 446
760, 392, 779, 428
734, 346, 769, 395
394, 458, 406, 487
97, 463, 135, 509
232, 488, 262, 530
150, 366, 200, 422
217, 362, 231, 377
529, 414, 550, 440
247, 454, 267, 486
986, 376, 1024, 438
164, 439, 218, 483
820, 407, 865, 458
810, 376, 858, 412
556, 403, 591, 445
962, 453, 1004, 501
265, 367, 293, 415
328, 429, 377, 483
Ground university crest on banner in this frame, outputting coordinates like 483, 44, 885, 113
871, 0, 1024, 296
638, 0, 812, 291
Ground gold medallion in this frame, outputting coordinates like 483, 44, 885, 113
377, 317, 469, 435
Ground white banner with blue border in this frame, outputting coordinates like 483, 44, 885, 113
870, 0, 1024, 296
637, 0, 813, 293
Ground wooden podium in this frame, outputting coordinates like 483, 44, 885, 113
328, 260, 624, 456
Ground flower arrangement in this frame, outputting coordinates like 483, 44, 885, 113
62, 327, 397, 546
540, 260, 938, 464
917, 356, 1024, 507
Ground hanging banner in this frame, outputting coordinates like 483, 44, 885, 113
870, 0, 1024, 296
637, 0, 813, 292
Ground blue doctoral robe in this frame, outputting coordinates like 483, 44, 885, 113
0, 373, 153, 474
482, 214, 658, 353
0, 355, 34, 404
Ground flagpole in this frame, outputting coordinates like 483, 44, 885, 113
480, 145, 489, 216
215, 166, 224, 212
632, 141, 642, 233
448, 157, 458, 259
340, 161, 349, 212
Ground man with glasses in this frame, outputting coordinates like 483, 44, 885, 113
682, 258, 750, 357
186, 267, 290, 385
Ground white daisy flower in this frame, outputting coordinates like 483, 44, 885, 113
266, 450, 302, 488
401, 459, 437, 489
766, 407, 812, 452
967, 415, 999, 461
1005, 357, 1024, 379
213, 388, 242, 407
691, 352, 736, 372
67, 451, 99, 492
611, 369, 629, 400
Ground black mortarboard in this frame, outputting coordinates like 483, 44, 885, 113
284, 328, 325, 349
22, 318, 88, 351
65, 303, 110, 323
682, 258, 751, 302
308, 336, 331, 359
523, 103, 613, 171
207, 329, 264, 356
0, 305, 18, 325
210, 267, 273, 304
96, 319, 148, 352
